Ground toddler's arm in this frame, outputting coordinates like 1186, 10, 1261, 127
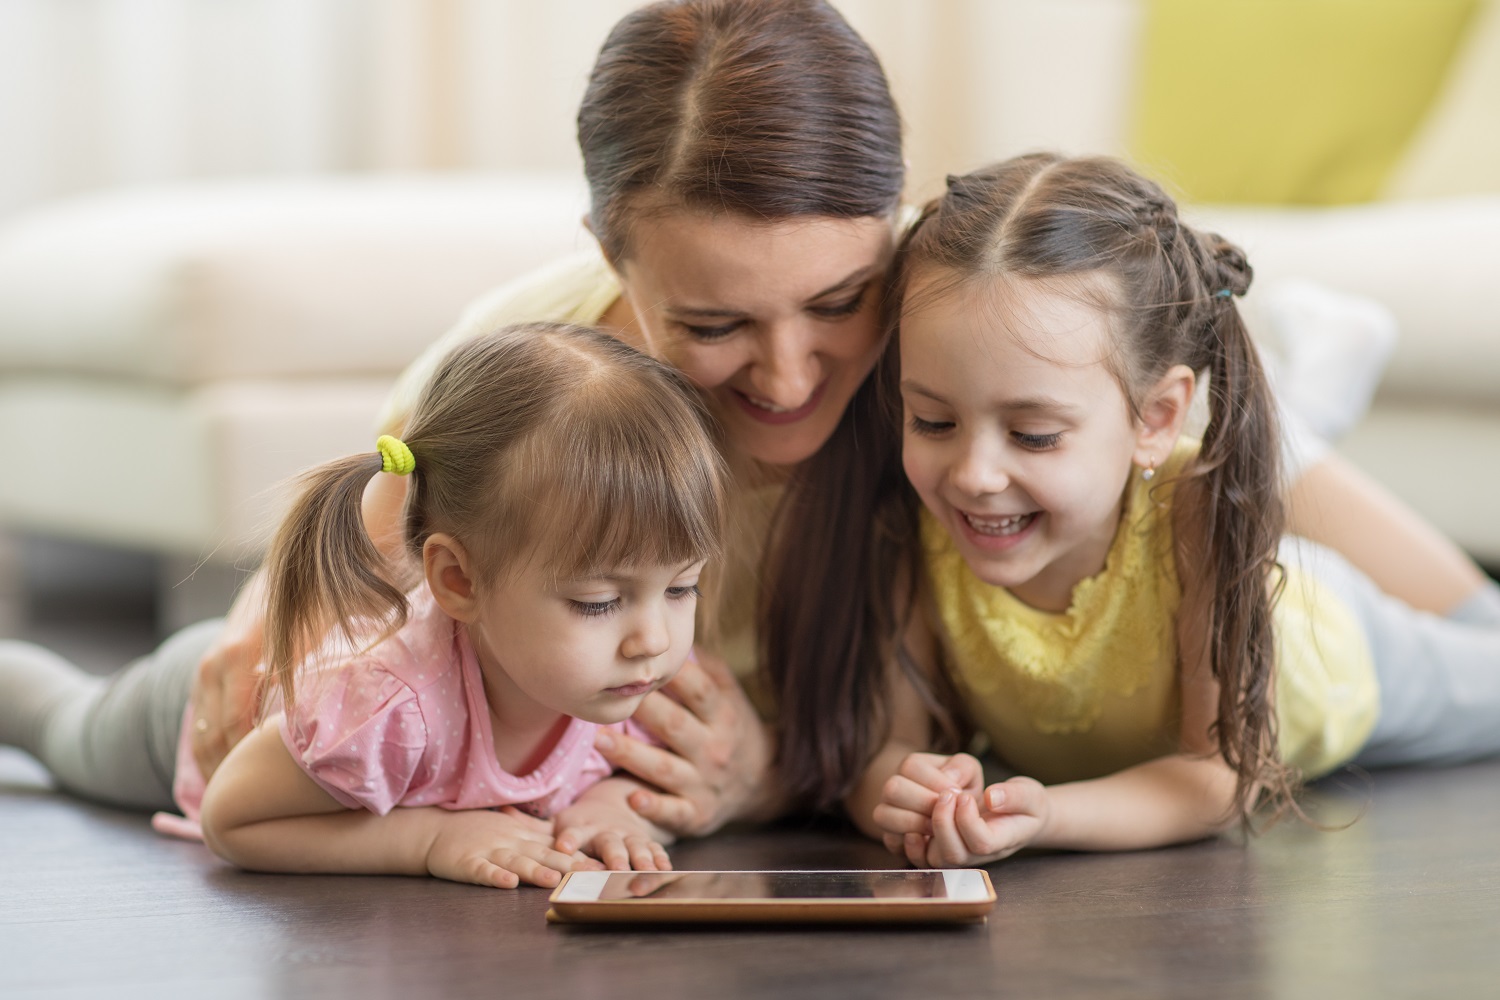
553, 777, 674, 872
199, 718, 598, 888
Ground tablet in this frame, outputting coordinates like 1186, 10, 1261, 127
547, 869, 996, 924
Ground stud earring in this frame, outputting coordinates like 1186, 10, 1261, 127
1141, 459, 1156, 482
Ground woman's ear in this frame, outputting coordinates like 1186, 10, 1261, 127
1133, 364, 1196, 469
424, 533, 479, 623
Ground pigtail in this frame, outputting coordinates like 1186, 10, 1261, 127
263, 453, 411, 716
1190, 241, 1296, 823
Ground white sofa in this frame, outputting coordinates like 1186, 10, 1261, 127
0, 175, 591, 567
1, 172, 1496, 584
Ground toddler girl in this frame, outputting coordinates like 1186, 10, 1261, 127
777, 154, 1500, 864
1, 322, 726, 887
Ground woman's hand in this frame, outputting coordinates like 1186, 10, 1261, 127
592, 648, 776, 836
553, 779, 673, 873
426, 807, 604, 889
190, 570, 270, 779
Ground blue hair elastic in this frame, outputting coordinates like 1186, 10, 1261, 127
1215, 288, 1234, 299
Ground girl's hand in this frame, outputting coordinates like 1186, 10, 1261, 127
871, 752, 983, 861
191, 571, 269, 779
593, 647, 775, 836
921, 777, 1051, 868
554, 780, 674, 872
425, 806, 603, 889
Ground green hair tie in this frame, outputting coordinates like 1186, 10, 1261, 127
376, 435, 415, 476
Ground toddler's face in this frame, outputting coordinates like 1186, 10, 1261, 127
465, 558, 706, 726
899, 272, 1144, 613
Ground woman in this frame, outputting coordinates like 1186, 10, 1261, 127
176, 0, 1493, 837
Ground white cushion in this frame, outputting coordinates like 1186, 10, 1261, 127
0, 173, 590, 384
0, 376, 393, 558
1189, 196, 1500, 404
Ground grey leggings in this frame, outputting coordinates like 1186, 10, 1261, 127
30, 620, 223, 811
1278, 538, 1500, 768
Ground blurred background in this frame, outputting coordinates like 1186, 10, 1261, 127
2, 0, 1497, 666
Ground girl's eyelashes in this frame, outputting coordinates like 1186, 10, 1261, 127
907, 414, 953, 437
569, 598, 621, 618
666, 583, 702, 601
1014, 431, 1063, 451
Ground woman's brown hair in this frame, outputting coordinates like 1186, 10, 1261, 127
261, 322, 727, 713
577, 0, 904, 261
768, 153, 1292, 822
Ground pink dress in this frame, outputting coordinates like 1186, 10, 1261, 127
153, 588, 643, 840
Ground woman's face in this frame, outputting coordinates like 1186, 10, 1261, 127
613, 211, 894, 467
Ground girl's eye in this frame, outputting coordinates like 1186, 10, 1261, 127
666, 584, 702, 601
809, 292, 866, 320
570, 598, 620, 618
907, 414, 953, 437
682, 320, 743, 342
1014, 432, 1062, 451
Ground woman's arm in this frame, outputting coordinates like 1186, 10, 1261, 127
199, 720, 593, 888
847, 599, 948, 843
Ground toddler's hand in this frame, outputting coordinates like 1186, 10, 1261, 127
922, 776, 1051, 868
553, 795, 673, 873
872, 751, 983, 864
425, 806, 603, 889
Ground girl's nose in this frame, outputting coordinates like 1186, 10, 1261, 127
747, 322, 821, 409
949, 436, 1009, 498
621, 608, 671, 661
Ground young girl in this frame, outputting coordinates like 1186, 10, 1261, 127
769, 153, 1500, 865
0, 322, 726, 887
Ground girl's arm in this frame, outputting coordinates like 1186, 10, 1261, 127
846, 598, 948, 843
199, 719, 595, 888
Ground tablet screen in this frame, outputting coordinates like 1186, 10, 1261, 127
590, 870, 952, 901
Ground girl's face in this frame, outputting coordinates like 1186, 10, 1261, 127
899, 273, 1150, 613
464, 557, 707, 726
614, 211, 893, 467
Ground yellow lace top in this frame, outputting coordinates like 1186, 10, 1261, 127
921, 441, 1380, 782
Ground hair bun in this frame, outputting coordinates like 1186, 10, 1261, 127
1207, 234, 1253, 297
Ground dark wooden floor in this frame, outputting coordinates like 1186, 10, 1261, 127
3, 749, 1498, 999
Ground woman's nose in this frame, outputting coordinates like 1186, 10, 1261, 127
747, 323, 820, 408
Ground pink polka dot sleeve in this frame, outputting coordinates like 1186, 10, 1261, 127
279, 669, 428, 815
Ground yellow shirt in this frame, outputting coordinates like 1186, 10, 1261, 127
921, 442, 1380, 782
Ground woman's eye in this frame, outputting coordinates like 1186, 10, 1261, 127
666, 584, 702, 601
1014, 432, 1062, 451
809, 292, 866, 320
907, 415, 953, 437
570, 599, 620, 618
682, 320, 743, 341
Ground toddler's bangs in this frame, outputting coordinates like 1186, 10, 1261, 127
497, 402, 725, 584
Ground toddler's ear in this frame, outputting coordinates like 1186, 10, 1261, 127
1134, 363, 1196, 466
424, 533, 479, 623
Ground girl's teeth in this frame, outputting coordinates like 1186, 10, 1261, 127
964, 511, 1035, 536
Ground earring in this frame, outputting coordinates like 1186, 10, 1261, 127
1141, 459, 1156, 482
